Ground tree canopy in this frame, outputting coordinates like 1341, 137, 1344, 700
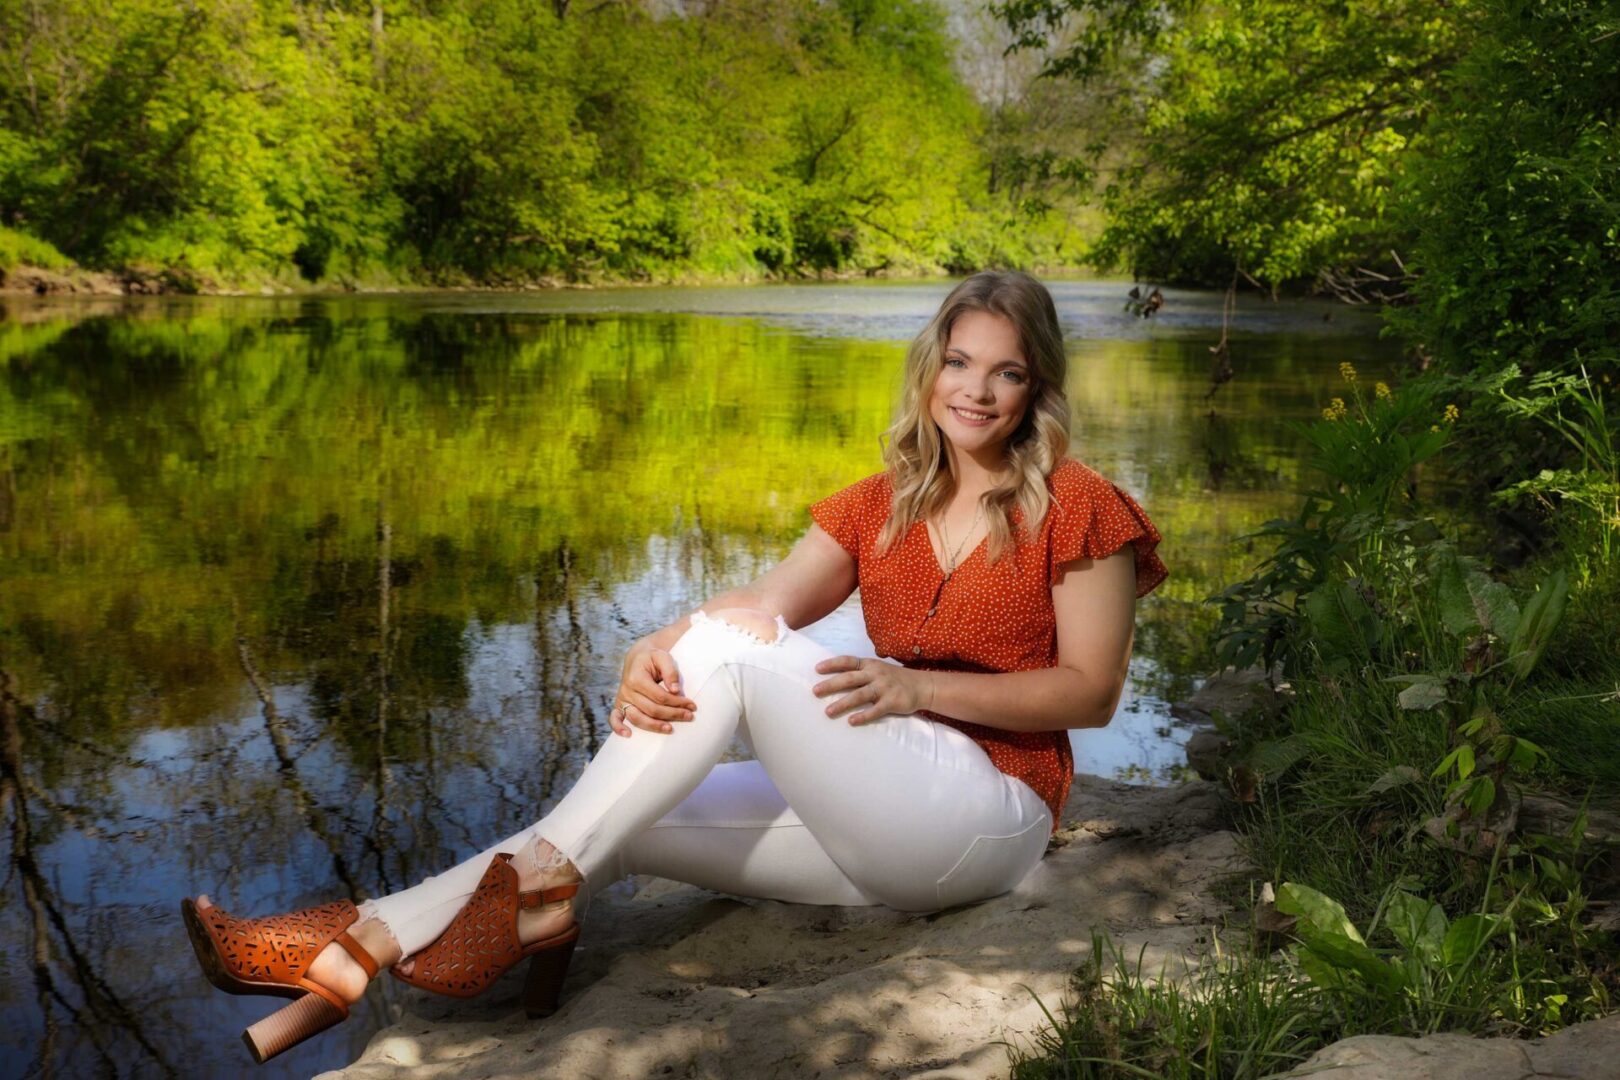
0, 0, 1085, 287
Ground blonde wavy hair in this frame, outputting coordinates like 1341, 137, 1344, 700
876, 270, 1072, 565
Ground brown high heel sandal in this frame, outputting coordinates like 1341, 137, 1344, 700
180, 895, 382, 1064
391, 851, 581, 1017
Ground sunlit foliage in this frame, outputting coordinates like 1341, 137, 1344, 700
0, 0, 1072, 286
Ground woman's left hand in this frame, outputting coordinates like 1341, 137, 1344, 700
812, 656, 933, 725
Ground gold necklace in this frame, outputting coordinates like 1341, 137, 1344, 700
936, 501, 984, 579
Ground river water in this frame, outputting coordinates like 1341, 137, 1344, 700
0, 279, 1399, 1077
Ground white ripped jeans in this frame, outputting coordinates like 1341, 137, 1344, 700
362, 609, 1054, 956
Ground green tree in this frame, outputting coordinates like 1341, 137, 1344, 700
1387, 0, 1620, 382
993, 0, 1467, 288
0, 0, 1071, 286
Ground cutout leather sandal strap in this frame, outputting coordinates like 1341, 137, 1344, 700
296, 975, 351, 1014
333, 932, 380, 980
518, 881, 580, 909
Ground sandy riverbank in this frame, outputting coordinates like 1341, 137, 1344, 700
320, 776, 1245, 1079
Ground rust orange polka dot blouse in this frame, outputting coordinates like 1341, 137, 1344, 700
809, 457, 1169, 833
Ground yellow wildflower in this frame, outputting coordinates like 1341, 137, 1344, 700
1430, 424, 1441, 433
1323, 397, 1348, 421
1339, 362, 1358, 383
1443, 403, 1460, 424
1374, 381, 1391, 400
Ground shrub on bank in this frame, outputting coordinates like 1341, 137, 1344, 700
1013, 361, 1618, 1076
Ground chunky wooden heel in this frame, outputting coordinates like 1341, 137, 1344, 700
523, 930, 579, 1017
242, 992, 347, 1063
180, 894, 381, 1063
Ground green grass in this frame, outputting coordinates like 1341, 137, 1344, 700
1507, 559, 1620, 798
1508, 678, 1620, 800
1233, 676, 1459, 920
0, 226, 72, 273
1005, 932, 1332, 1080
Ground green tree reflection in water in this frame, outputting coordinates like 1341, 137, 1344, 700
0, 290, 1398, 1076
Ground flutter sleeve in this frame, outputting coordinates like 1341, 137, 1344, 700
1048, 470, 1169, 599
809, 474, 876, 560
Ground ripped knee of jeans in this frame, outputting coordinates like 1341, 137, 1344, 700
354, 899, 405, 956
694, 607, 782, 645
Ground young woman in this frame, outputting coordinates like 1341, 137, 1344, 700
180, 270, 1169, 1063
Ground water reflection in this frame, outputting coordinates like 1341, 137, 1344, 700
0, 286, 1399, 1076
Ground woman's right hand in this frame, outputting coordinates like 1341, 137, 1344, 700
610, 639, 698, 737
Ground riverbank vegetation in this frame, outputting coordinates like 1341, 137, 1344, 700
0, 0, 1093, 291
1000, 0, 1618, 1071
5, 0, 1613, 320
1010, 363, 1619, 1080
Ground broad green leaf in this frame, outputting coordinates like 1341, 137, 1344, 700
1509, 569, 1570, 682
1297, 937, 1410, 993
1276, 882, 1364, 944
1436, 555, 1477, 636
1432, 744, 1475, 780
1398, 680, 1449, 711
1295, 946, 1354, 991
1304, 581, 1380, 663
1437, 556, 1522, 640
1467, 573, 1520, 640
1504, 737, 1548, 771
1385, 891, 1447, 965
1443, 913, 1505, 967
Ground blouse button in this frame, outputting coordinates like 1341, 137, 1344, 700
926, 607, 937, 617
912, 645, 922, 655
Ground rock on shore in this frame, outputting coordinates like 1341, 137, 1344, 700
1280, 1014, 1620, 1079
320, 777, 1245, 1079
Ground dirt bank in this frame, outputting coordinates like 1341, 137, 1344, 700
320, 776, 1244, 1079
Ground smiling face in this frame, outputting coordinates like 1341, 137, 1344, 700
927, 308, 1034, 466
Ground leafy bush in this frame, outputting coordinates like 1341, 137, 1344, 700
1278, 874, 1609, 1034
1484, 364, 1619, 587
1008, 870, 1610, 1079
1209, 365, 1453, 677
1197, 358, 1615, 1039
